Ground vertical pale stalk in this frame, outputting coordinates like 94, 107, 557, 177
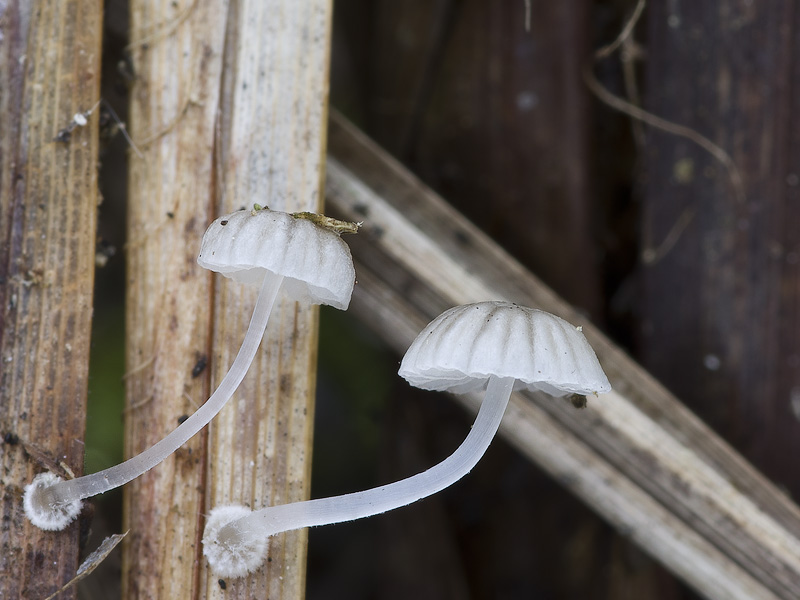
124, 0, 331, 597
204, 1, 333, 598
123, 1, 228, 598
0, 1, 101, 598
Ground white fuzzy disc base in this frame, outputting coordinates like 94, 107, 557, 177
203, 504, 269, 578
23, 472, 83, 531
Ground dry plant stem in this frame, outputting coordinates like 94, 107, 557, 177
642, 206, 696, 265
126, 0, 199, 52
124, 1, 229, 596
220, 376, 514, 547
351, 266, 779, 600
594, 0, 646, 60
0, 0, 101, 597
41, 533, 128, 600
583, 67, 745, 202
621, 36, 646, 147
41, 273, 283, 505
523, 0, 531, 31
199, 0, 334, 597
324, 112, 800, 599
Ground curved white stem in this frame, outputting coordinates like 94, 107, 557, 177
42, 273, 284, 506
216, 375, 514, 550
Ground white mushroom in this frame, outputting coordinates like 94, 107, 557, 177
24, 207, 356, 531
202, 301, 611, 577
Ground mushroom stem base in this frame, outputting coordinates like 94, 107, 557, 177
32, 274, 284, 514
212, 375, 515, 565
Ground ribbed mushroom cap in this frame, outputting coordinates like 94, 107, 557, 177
399, 302, 611, 397
197, 208, 355, 310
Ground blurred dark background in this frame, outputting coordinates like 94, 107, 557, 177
85, 0, 800, 598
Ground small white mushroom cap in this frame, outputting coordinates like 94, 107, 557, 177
23, 472, 82, 531
399, 301, 611, 397
197, 208, 356, 310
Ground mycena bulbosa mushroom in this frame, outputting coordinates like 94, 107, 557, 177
202, 301, 611, 577
24, 206, 357, 531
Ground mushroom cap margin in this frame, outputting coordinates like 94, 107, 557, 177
197, 209, 355, 310
399, 301, 611, 397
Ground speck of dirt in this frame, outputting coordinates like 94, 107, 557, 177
192, 355, 208, 378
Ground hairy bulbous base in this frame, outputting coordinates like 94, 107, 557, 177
203, 505, 269, 578
23, 472, 82, 531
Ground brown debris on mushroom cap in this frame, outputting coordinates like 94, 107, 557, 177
197, 207, 356, 310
